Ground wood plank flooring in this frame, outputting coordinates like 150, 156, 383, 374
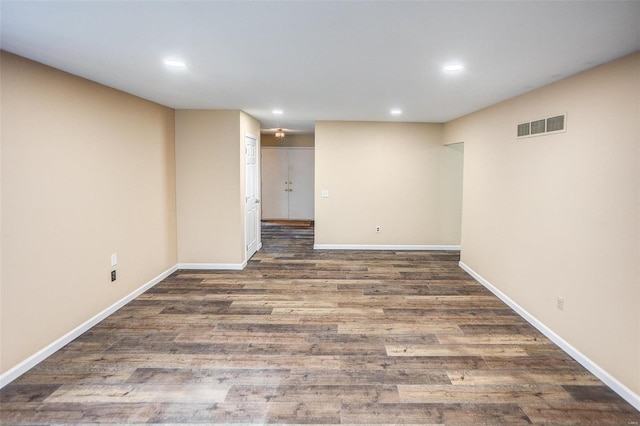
1, 222, 639, 424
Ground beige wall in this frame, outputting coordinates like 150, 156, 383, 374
175, 109, 260, 265
0, 51, 177, 373
315, 121, 462, 246
444, 52, 640, 394
261, 133, 314, 148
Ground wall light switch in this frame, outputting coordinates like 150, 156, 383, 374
321, 190, 329, 198
111, 253, 118, 267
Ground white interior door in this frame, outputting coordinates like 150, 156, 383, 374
245, 135, 259, 259
288, 149, 315, 220
261, 148, 289, 219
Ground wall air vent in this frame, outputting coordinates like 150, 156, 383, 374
531, 119, 546, 135
517, 113, 566, 139
517, 122, 530, 137
546, 115, 565, 132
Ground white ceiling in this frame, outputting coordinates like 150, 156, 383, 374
2, 1, 639, 133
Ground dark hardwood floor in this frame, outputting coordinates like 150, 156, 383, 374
1, 222, 639, 424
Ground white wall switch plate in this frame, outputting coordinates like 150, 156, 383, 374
557, 296, 565, 311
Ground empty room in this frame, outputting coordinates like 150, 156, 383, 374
1, 1, 639, 424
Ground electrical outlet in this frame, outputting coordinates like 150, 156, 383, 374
111, 270, 117, 282
376, 225, 381, 233
557, 296, 564, 311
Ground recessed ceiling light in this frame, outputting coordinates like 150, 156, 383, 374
443, 63, 464, 72
164, 59, 186, 69
390, 109, 402, 115
272, 109, 283, 115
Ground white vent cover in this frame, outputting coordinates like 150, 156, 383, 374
517, 113, 566, 139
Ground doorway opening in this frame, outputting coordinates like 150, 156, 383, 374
259, 133, 316, 249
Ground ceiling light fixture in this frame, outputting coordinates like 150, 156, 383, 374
164, 59, 186, 69
272, 109, 283, 115
275, 129, 285, 139
443, 63, 464, 72
390, 109, 402, 115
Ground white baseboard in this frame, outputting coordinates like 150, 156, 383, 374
459, 261, 640, 412
176, 261, 247, 270
0, 265, 178, 389
314, 244, 461, 251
